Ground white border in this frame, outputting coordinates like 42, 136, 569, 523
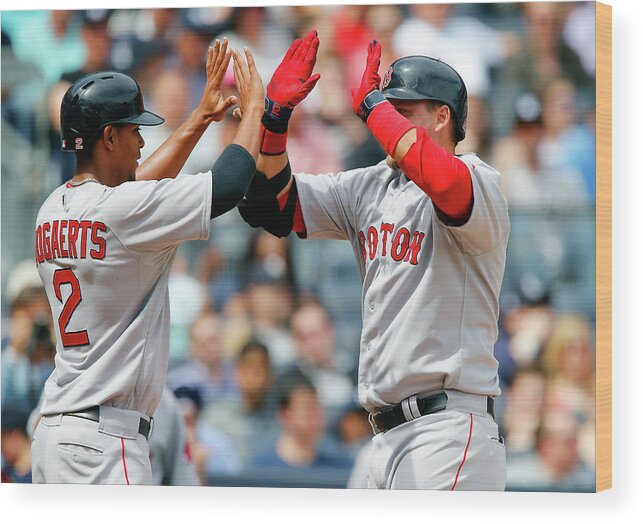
1, 0, 637, 523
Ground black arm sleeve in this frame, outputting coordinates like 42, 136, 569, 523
210, 144, 257, 219
238, 162, 295, 238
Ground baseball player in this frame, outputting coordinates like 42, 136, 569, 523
31, 41, 265, 484
27, 385, 200, 486
239, 34, 510, 490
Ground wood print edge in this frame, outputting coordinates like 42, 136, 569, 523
595, 0, 612, 493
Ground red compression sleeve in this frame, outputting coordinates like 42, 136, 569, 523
366, 102, 473, 222
365, 102, 415, 154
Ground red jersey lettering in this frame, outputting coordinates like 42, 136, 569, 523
358, 231, 367, 264
90, 222, 107, 260
78, 221, 91, 258
35, 220, 108, 263
42, 222, 52, 260
35, 225, 44, 265
391, 228, 410, 262
367, 226, 378, 260
67, 220, 79, 258
50, 220, 61, 259
358, 225, 426, 266
59, 220, 69, 258
380, 222, 394, 257
406, 232, 426, 265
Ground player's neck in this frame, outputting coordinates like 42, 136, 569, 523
72, 156, 100, 185
74, 158, 124, 187
434, 134, 457, 155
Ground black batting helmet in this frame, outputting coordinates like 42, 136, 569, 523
381, 56, 468, 142
60, 71, 164, 152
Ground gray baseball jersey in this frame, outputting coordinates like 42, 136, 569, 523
294, 153, 509, 412
34, 174, 212, 417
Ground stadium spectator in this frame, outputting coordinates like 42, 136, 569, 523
1, 285, 54, 413
244, 265, 297, 370
243, 230, 294, 288
506, 409, 595, 491
60, 10, 114, 85
109, 9, 175, 91
275, 106, 344, 175
7, 10, 84, 86
163, 13, 217, 113
166, 254, 209, 362
219, 7, 294, 83
499, 2, 591, 95
140, 69, 223, 175
501, 366, 548, 456
198, 340, 278, 466
250, 371, 352, 475
493, 2, 592, 134
284, 300, 354, 425
1, 29, 42, 150
1, 405, 32, 483
149, 386, 201, 486
563, 1, 597, 77
167, 311, 237, 402
393, 3, 508, 97
501, 289, 555, 371
335, 400, 371, 459
174, 386, 241, 483
539, 78, 596, 201
541, 314, 595, 421
492, 92, 548, 207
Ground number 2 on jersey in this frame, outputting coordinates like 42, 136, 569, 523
53, 268, 90, 348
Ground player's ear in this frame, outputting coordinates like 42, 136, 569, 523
434, 105, 451, 134
102, 125, 115, 151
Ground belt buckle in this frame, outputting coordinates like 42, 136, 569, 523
368, 412, 381, 435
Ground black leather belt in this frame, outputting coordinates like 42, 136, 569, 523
368, 392, 495, 435
63, 407, 151, 439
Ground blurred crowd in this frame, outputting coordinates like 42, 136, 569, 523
1, 3, 596, 491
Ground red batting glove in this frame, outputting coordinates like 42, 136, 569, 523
266, 29, 321, 110
351, 40, 387, 122
261, 29, 321, 155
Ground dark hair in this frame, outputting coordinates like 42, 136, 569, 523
173, 386, 204, 413
1, 405, 30, 433
276, 369, 316, 409
238, 339, 270, 362
11, 286, 46, 314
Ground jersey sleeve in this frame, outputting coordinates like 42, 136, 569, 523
98, 172, 212, 251
293, 169, 367, 241
437, 157, 510, 256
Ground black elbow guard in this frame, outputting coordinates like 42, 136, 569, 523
211, 144, 256, 219
238, 162, 295, 238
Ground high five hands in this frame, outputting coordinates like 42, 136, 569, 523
267, 29, 321, 111
232, 46, 265, 116
198, 38, 237, 123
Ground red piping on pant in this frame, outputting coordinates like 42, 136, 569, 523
121, 438, 130, 485
451, 413, 473, 490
